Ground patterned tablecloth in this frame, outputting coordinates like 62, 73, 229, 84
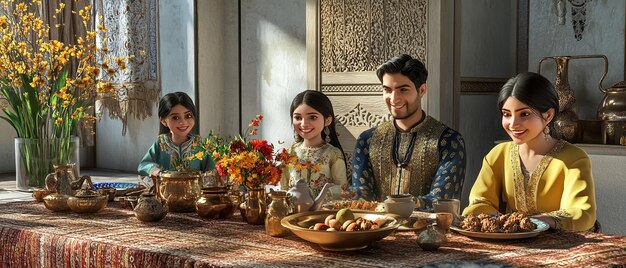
1, 201, 625, 268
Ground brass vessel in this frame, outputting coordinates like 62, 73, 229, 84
196, 187, 235, 219
153, 171, 202, 212
598, 81, 626, 145
33, 188, 53, 202
241, 188, 267, 225
133, 192, 168, 222
538, 55, 608, 143
43, 193, 71, 212
281, 210, 401, 251
598, 81, 626, 121
44, 163, 92, 196
265, 189, 292, 237
68, 188, 108, 214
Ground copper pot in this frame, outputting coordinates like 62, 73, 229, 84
196, 187, 235, 219
598, 81, 626, 121
153, 171, 202, 212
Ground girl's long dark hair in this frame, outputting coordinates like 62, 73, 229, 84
158, 92, 197, 134
290, 90, 346, 165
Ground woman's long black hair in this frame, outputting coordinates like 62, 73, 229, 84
498, 72, 559, 134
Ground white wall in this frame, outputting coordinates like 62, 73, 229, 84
240, 0, 307, 149
529, 0, 625, 119
96, 0, 195, 171
0, 121, 15, 172
197, 0, 239, 137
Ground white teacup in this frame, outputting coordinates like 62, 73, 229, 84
384, 194, 416, 218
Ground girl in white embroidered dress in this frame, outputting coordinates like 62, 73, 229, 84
280, 90, 348, 199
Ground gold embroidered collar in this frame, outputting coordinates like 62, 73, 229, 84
511, 139, 567, 213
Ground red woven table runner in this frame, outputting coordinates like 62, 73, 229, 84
1, 201, 625, 267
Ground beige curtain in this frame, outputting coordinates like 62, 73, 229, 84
94, 0, 161, 136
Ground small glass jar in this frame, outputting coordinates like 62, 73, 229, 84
265, 189, 291, 237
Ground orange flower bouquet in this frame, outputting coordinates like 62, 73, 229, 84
190, 115, 284, 190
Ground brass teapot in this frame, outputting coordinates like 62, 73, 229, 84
598, 81, 626, 121
43, 165, 93, 212
597, 81, 626, 145
45, 163, 92, 196
151, 170, 202, 212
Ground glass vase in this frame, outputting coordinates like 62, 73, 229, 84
15, 136, 79, 191
242, 187, 267, 225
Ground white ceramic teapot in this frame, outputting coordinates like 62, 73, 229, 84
287, 179, 333, 213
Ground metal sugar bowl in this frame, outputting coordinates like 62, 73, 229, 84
153, 171, 202, 212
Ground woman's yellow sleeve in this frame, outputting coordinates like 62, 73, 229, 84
546, 156, 596, 231
463, 157, 501, 215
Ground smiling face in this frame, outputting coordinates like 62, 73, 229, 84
501, 97, 554, 145
382, 72, 425, 127
160, 104, 195, 143
292, 103, 331, 147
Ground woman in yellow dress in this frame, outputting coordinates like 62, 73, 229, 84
463, 72, 596, 231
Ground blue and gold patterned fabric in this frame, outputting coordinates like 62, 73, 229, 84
138, 134, 214, 176
351, 116, 466, 205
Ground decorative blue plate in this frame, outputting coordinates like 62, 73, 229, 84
92, 182, 139, 190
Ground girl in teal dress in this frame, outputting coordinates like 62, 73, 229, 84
280, 90, 348, 199
138, 92, 213, 176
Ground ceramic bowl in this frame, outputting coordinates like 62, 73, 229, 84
281, 210, 401, 251
92, 182, 143, 196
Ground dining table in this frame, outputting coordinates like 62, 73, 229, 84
1, 200, 625, 268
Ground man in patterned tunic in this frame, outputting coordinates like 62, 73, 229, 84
351, 54, 466, 207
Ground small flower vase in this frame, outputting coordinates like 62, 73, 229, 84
242, 187, 267, 225
15, 136, 80, 191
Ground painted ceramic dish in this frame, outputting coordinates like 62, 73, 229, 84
451, 218, 549, 239
92, 182, 142, 196
92, 182, 139, 190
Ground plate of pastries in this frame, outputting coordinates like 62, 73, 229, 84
323, 200, 383, 212
451, 212, 549, 239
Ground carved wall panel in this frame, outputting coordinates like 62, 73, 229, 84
320, 0, 428, 72
317, 0, 429, 177
326, 89, 392, 177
